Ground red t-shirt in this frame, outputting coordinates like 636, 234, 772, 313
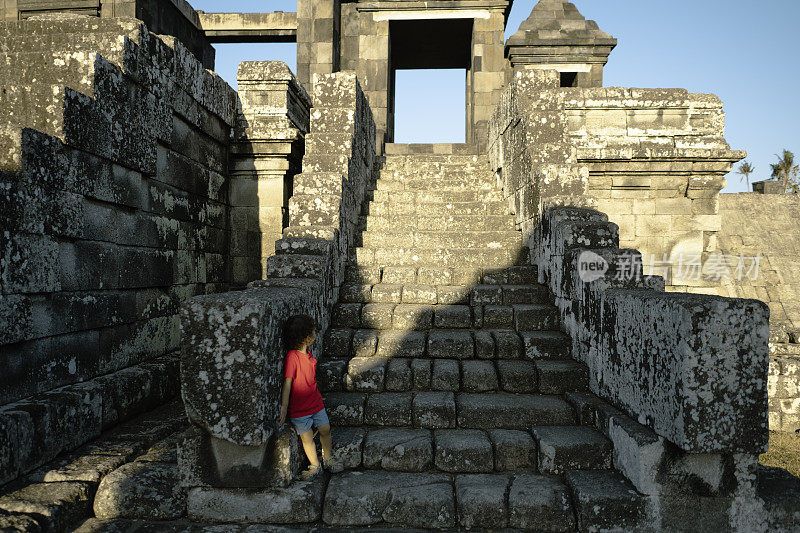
283, 349, 325, 418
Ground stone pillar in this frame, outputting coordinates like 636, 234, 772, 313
1, 0, 18, 20
356, 13, 390, 148
297, 0, 340, 90
470, 11, 506, 151
230, 62, 311, 286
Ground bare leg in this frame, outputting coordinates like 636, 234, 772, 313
298, 429, 320, 466
318, 424, 333, 461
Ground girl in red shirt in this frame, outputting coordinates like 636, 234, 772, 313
280, 315, 344, 480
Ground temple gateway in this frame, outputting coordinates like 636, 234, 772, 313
0, 0, 799, 530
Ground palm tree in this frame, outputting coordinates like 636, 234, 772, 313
770, 149, 800, 193
736, 161, 755, 190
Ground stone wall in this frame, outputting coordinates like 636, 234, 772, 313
489, 71, 745, 293
0, 0, 215, 68
717, 193, 800, 336
179, 71, 376, 494
716, 192, 800, 432
0, 15, 236, 486
296, 0, 340, 90
566, 89, 744, 292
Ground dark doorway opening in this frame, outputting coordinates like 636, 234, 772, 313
388, 18, 473, 142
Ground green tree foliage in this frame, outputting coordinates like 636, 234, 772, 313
770, 149, 800, 193
736, 160, 755, 190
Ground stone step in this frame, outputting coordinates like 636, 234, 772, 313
324, 328, 570, 361
352, 247, 529, 268
565, 470, 650, 532
379, 157, 487, 169
375, 177, 495, 192
341, 427, 536, 473
366, 189, 504, 204
377, 167, 494, 179
359, 214, 516, 232
337, 282, 550, 305
330, 302, 560, 332
344, 264, 539, 286
362, 200, 508, 217
323, 391, 577, 430
323, 470, 575, 530
334, 426, 612, 479
383, 143, 479, 155
0, 401, 187, 531
357, 231, 521, 250
531, 426, 613, 474
321, 356, 587, 394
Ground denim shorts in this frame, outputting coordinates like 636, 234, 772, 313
290, 408, 329, 435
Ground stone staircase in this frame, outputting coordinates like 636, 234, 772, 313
316, 146, 648, 530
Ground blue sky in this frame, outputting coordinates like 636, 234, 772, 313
190, 0, 799, 193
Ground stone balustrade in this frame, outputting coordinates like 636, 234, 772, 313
179, 70, 376, 491
488, 69, 773, 530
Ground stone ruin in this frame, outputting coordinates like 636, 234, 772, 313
0, 0, 799, 530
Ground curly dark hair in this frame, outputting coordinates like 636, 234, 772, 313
283, 314, 317, 350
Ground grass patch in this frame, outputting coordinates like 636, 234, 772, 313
760, 431, 800, 477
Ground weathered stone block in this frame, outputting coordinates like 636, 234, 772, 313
497, 360, 538, 393
431, 359, 460, 391
331, 427, 365, 469
565, 470, 649, 532
363, 428, 432, 471
595, 291, 770, 453
317, 360, 346, 392
493, 330, 523, 359
428, 330, 474, 359
457, 393, 575, 429
410, 359, 432, 390
385, 358, 412, 391
0, 481, 93, 532
360, 302, 394, 329
323, 471, 454, 528
392, 303, 432, 330
483, 305, 514, 328
434, 305, 471, 329
508, 473, 576, 531
352, 329, 378, 357
455, 474, 511, 528
364, 393, 412, 426
434, 429, 493, 473
324, 393, 366, 426
188, 478, 325, 523
532, 426, 612, 474
489, 429, 537, 470
412, 392, 456, 429
346, 357, 388, 392
536, 360, 589, 394
180, 287, 310, 448
376, 331, 425, 358
474, 330, 495, 359
94, 461, 185, 520
461, 360, 498, 392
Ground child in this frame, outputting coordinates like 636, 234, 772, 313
279, 314, 344, 480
